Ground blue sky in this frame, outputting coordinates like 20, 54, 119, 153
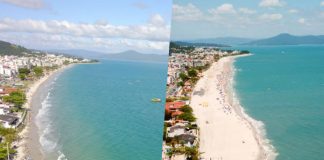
171, 0, 324, 40
0, 0, 172, 54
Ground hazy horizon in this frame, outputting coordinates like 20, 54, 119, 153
171, 0, 324, 40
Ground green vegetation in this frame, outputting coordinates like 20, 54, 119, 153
0, 126, 17, 159
179, 96, 190, 101
178, 105, 196, 122
178, 112, 196, 122
2, 90, 26, 109
179, 72, 189, 82
180, 105, 193, 113
18, 66, 46, 80
184, 146, 199, 160
188, 69, 197, 77
169, 42, 195, 56
63, 60, 70, 65
18, 68, 30, 75
214, 54, 220, 61
18, 74, 26, 80
33, 66, 44, 78
18, 68, 30, 80
177, 81, 184, 87
166, 146, 200, 160
0, 40, 31, 56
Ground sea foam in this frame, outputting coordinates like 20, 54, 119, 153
231, 58, 278, 160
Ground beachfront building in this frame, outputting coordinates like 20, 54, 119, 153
0, 114, 18, 128
0, 54, 87, 80
163, 44, 250, 160
0, 107, 10, 115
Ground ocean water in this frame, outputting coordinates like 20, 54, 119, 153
233, 45, 324, 160
36, 60, 167, 160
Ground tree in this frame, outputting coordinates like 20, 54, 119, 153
178, 112, 196, 122
188, 69, 197, 78
18, 68, 30, 75
18, 73, 27, 80
33, 66, 44, 77
190, 77, 199, 84
2, 90, 26, 108
184, 146, 199, 160
0, 126, 17, 159
177, 81, 184, 87
166, 97, 174, 102
63, 60, 70, 65
180, 105, 193, 113
179, 72, 189, 81
214, 54, 220, 62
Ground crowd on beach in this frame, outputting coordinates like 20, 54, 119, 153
162, 42, 249, 160
0, 53, 91, 159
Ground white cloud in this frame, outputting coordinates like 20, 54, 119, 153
149, 14, 165, 26
0, 33, 170, 54
288, 9, 299, 13
239, 8, 256, 14
0, 15, 171, 53
209, 3, 236, 15
0, 0, 46, 9
259, 13, 283, 21
321, 1, 324, 6
298, 18, 310, 25
259, 0, 285, 7
0, 16, 169, 41
298, 18, 305, 24
172, 3, 203, 21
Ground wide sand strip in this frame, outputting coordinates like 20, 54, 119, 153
190, 56, 273, 160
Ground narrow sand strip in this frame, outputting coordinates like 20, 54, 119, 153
16, 64, 74, 160
190, 55, 275, 160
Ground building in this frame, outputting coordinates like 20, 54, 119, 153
0, 115, 18, 128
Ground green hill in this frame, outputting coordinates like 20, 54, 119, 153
0, 40, 32, 56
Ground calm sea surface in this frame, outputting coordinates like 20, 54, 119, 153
234, 45, 324, 160
37, 60, 167, 160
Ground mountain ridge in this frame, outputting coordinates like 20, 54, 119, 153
245, 33, 324, 45
51, 49, 168, 62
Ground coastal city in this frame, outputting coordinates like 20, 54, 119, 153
0, 46, 93, 159
162, 42, 249, 160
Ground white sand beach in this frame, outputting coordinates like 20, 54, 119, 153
16, 64, 73, 160
190, 55, 275, 160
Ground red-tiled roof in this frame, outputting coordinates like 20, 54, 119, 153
165, 101, 185, 113
0, 87, 17, 95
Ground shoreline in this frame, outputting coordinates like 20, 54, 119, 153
16, 64, 75, 160
191, 54, 277, 160
228, 55, 277, 160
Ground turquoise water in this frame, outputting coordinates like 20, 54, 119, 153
38, 60, 167, 160
234, 45, 324, 160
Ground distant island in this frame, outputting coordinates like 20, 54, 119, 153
179, 33, 324, 46
52, 49, 168, 63
0, 40, 98, 63
172, 41, 231, 48
185, 37, 254, 45
245, 33, 324, 45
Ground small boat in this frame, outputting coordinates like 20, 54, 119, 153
151, 98, 161, 102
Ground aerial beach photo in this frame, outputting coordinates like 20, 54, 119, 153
0, 0, 172, 160
163, 0, 324, 160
